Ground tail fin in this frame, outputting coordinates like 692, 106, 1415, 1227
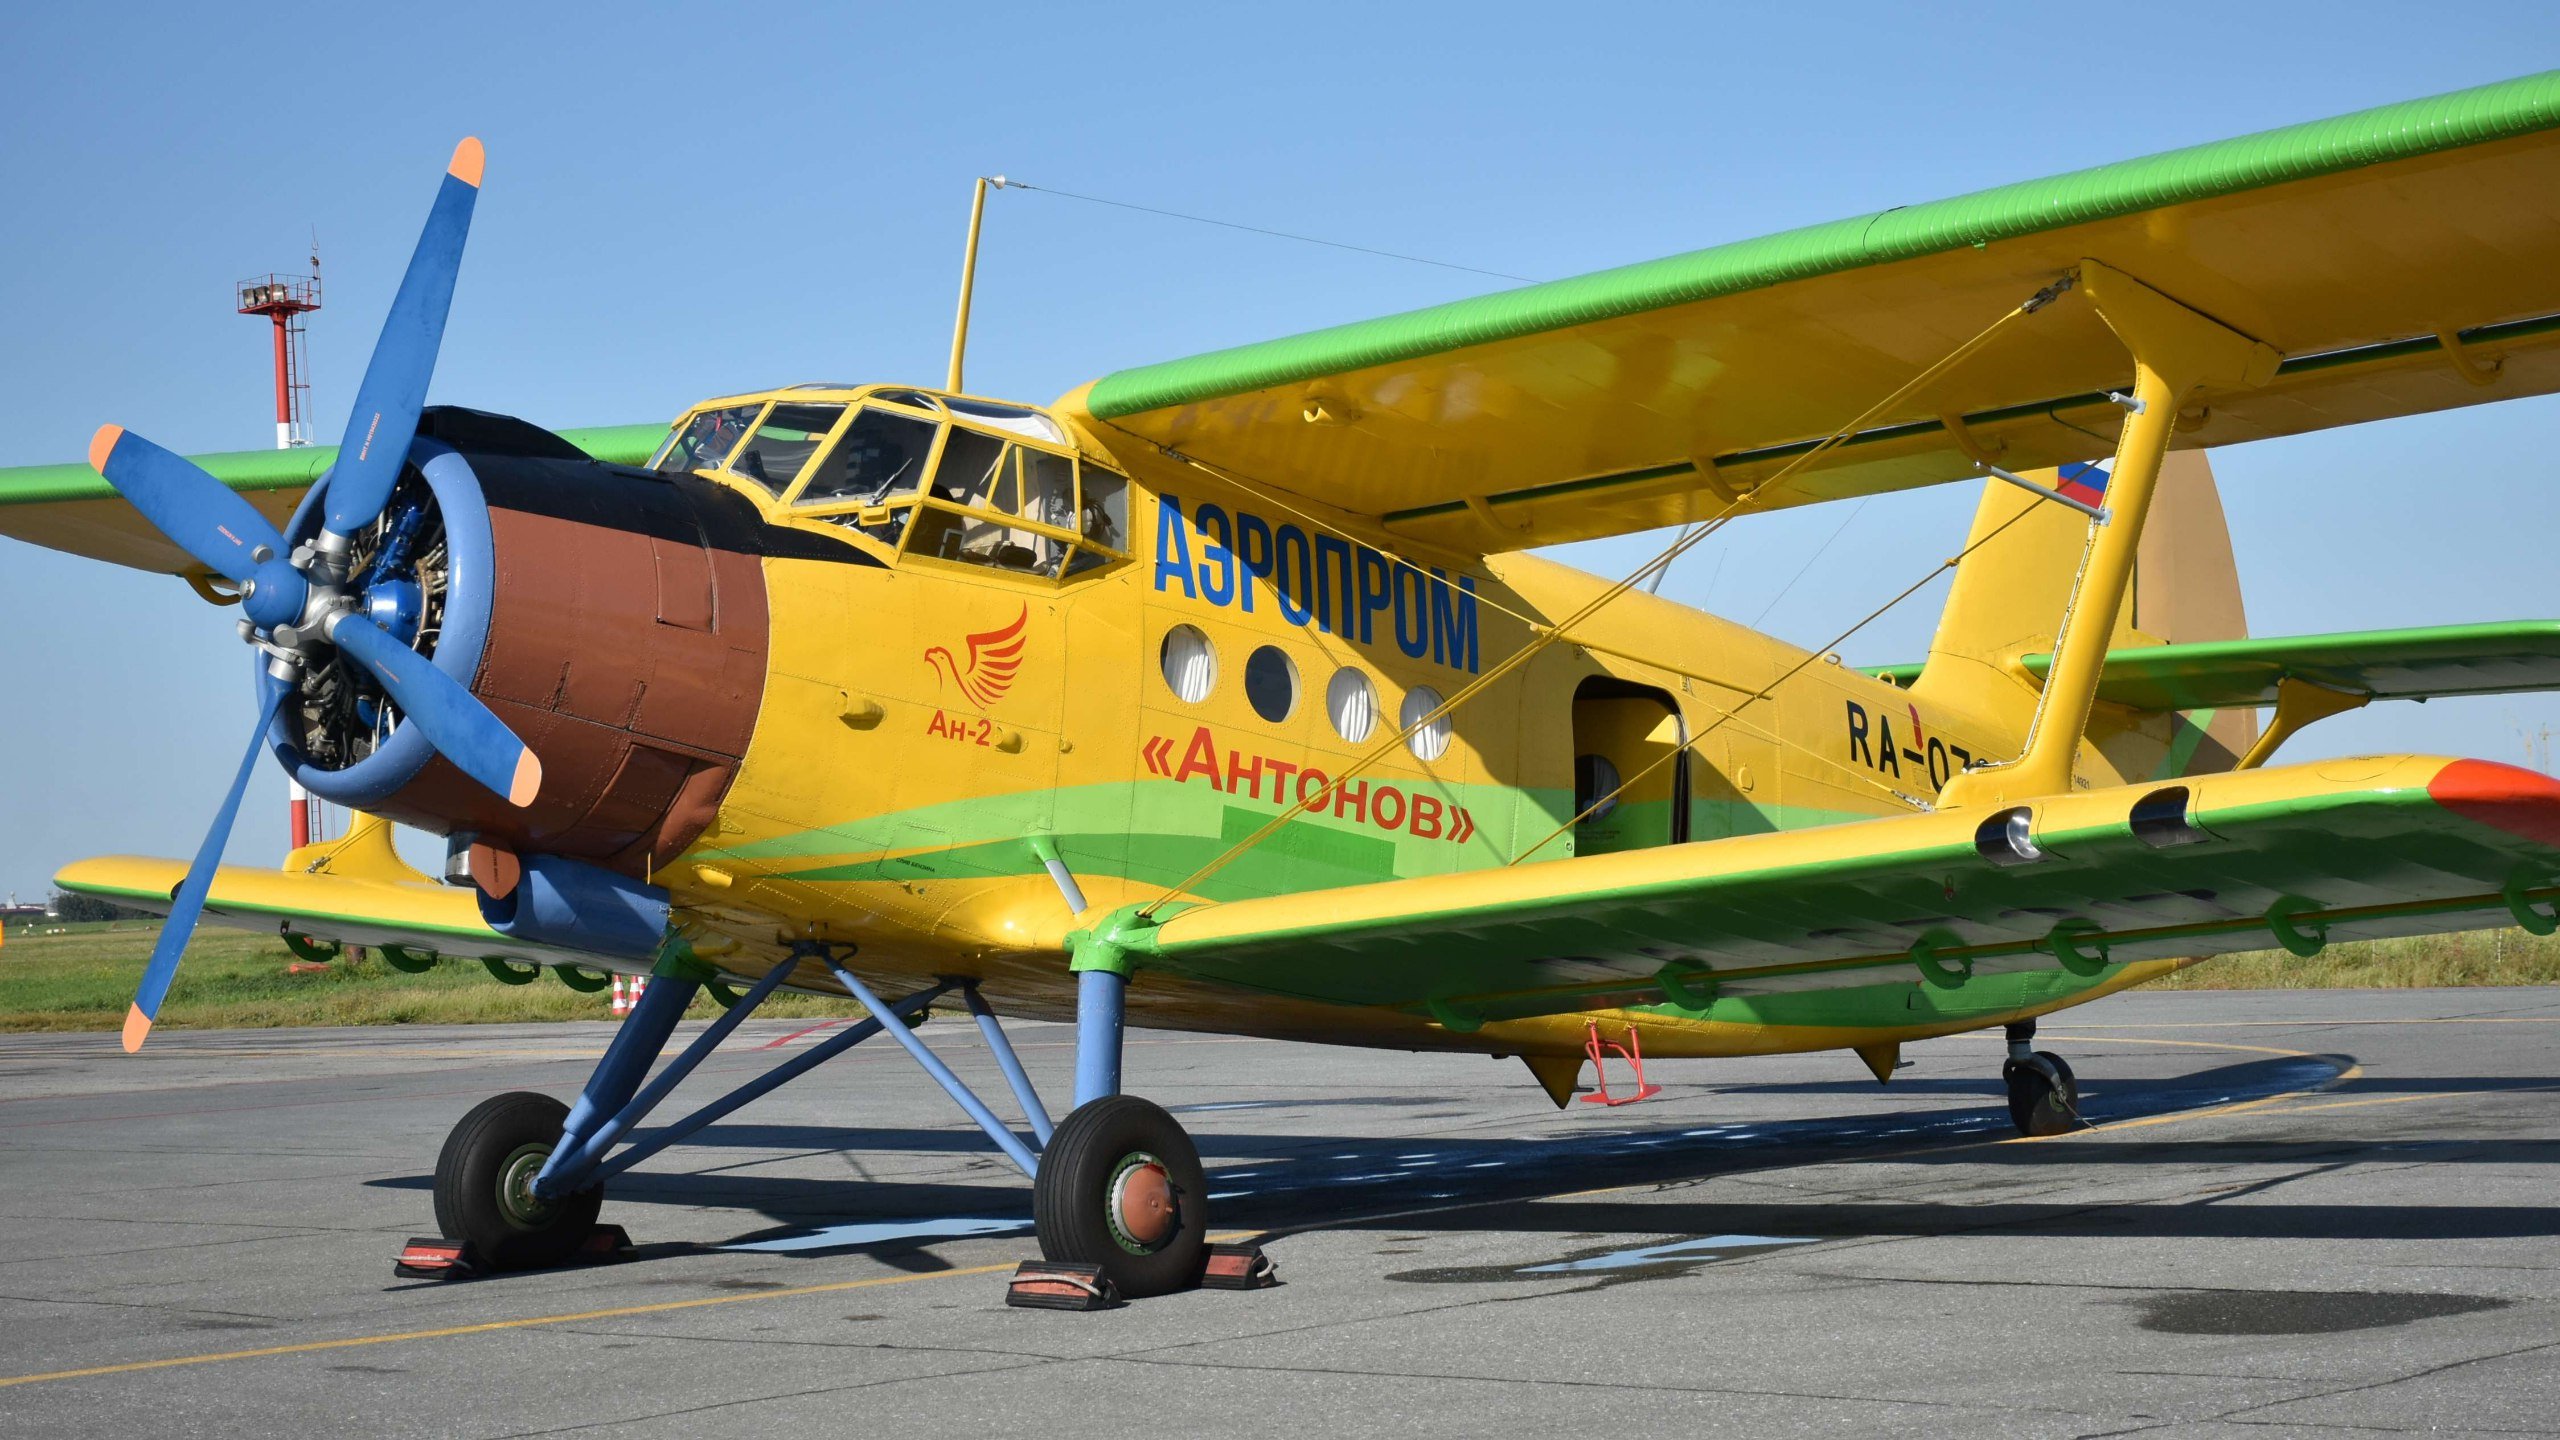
1910, 452, 2258, 776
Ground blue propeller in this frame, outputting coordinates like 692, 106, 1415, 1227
328, 609, 541, 805
122, 686, 287, 1053
322, 138, 482, 541
86, 426, 309, 628
86, 138, 537, 1051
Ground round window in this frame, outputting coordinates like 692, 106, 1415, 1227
1325, 667, 1378, 743
1402, 685, 1451, 761
1243, 645, 1299, 723
1159, 625, 1216, 703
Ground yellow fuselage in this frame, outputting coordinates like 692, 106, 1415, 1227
641, 384, 2186, 1063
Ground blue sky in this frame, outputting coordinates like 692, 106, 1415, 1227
2, 2, 2556, 899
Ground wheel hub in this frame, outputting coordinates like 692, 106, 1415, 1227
1104, 1152, 1175, 1253
496, 1140, 559, 1228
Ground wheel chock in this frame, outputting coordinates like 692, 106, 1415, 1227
393, 1223, 631, 1282
1005, 1260, 1123, 1311
393, 1237, 484, 1281
1200, 1242, 1279, 1290
578, 1223, 634, 1260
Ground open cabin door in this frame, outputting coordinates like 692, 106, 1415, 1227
1570, 678, 1687, 855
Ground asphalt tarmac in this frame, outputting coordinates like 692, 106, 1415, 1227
2, 987, 2556, 1438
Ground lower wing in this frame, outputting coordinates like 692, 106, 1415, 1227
55, 821, 625, 976
1094, 756, 2560, 1026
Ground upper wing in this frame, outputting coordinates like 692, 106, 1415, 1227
1067, 71, 2560, 554
0, 423, 663, 574
1096, 756, 2560, 1023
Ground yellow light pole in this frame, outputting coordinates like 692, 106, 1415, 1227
946, 174, 1008, 393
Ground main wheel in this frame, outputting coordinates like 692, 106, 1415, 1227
433, 1092, 604, 1270
2003, 1051, 2081, 1137
1033, 1095, 1207, 1298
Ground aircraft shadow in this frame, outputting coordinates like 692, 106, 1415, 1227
360, 1048, 2560, 1265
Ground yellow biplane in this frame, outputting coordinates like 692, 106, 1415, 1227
10, 72, 2560, 1298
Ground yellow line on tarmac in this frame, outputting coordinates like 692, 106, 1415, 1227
0, 1263, 1014, 1390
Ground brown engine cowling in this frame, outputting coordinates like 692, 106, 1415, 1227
275, 409, 868, 879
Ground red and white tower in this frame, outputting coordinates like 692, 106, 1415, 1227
239, 253, 325, 846
237, 254, 322, 450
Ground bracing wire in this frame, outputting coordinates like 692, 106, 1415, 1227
1130, 278, 2071, 920
1139, 433, 1957, 817
1509, 499, 2048, 864
1006, 182, 1540, 285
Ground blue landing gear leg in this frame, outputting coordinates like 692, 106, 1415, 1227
432, 972, 701, 1270
1036, 966, 1209, 1297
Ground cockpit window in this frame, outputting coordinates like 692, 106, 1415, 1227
651, 404, 763, 475
726, 403, 844, 495
1066, 464, 1130, 574
710, 391, 1130, 578
931, 427, 1010, 505
796, 407, 939, 507
867, 388, 944, 412
901, 437, 1107, 577
943, 397, 1069, 445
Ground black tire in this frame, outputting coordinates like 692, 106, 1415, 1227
2003, 1051, 2082, 1138
432, 1092, 604, 1270
1033, 1095, 1207, 1298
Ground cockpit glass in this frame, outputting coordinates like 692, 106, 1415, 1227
930, 427, 1009, 506
726, 403, 844, 496
943, 397, 1068, 444
651, 404, 763, 476
796, 408, 940, 507
1065, 464, 1130, 574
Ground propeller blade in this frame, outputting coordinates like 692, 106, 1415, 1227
329, 611, 540, 807
322, 137, 483, 537
88, 425, 289, 585
125, 685, 288, 1053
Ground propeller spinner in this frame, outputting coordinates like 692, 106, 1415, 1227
88, 138, 540, 1052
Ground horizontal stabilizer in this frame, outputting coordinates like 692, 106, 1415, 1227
1872, 620, 2560, 712
2041, 620, 2560, 711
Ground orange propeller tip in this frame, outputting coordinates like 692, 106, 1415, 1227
121, 1003, 152, 1054
508, 750, 543, 808
448, 137, 485, 187
88, 424, 124, 474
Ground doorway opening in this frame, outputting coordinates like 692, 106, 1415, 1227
1570, 677, 1687, 855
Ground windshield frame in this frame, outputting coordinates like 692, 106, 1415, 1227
659, 386, 1136, 577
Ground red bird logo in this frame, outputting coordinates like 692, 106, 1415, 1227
925, 605, 1030, 709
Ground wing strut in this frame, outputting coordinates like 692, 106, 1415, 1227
2235, 677, 2371, 770
1938, 261, 2280, 809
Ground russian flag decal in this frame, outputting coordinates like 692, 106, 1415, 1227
2056, 461, 2110, 507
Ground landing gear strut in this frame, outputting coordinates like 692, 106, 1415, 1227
1032, 967, 1209, 1296
2000, 1019, 2081, 1137
423, 951, 1215, 1298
